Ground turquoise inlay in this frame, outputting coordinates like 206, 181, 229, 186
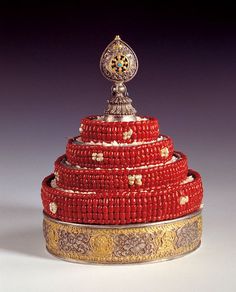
117, 62, 122, 67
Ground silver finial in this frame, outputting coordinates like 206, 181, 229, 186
100, 36, 138, 121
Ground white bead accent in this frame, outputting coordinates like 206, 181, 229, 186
92, 153, 104, 162
135, 174, 142, 186
180, 196, 189, 205
128, 175, 135, 185
79, 123, 84, 133
128, 174, 142, 186
54, 171, 59, 181
160, 147, 169, 158
123, 129, 133, 140
49, 202, 58, 214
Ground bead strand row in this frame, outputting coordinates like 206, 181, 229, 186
66, 135, 174, 168
80, 116, 159, 143
41, 170, 203, 224
54, 152, 188, 191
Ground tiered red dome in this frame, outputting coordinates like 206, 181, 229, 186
41, 115, 203, 225
41, 36, 203, 264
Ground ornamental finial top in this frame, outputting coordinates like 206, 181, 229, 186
100, 35, 138, 83
100, 36, 138, 121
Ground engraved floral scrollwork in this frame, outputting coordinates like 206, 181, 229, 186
176, 221, 199, 248
113, 232, 159, 257
58, 230, 90, 255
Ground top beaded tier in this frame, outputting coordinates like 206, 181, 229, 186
80, 115, 159, 143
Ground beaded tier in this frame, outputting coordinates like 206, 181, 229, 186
41, 36, 203, 263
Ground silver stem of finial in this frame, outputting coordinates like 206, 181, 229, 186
103, 82, 137, 122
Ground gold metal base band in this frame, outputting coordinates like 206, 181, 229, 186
43, 210, 202, 264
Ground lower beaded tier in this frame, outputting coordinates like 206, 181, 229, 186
43, 210, 202, 264
54, 152, 188, 191
41, 170, 203, 224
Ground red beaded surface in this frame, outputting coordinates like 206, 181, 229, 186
66, 135, 174, 168
80, 116, 159, 143
41, 170, 203, 224
55, 152, 188, 191
41, 115, 203, 225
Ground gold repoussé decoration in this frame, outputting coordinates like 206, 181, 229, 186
43, 211, 202, 264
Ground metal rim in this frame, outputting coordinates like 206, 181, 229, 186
45, 242, 201, 265
43, 208, 202, 229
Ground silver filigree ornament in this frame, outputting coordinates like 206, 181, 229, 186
100, 35, 139, 121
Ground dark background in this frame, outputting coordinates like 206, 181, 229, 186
1, 3, 236, 291
0, 2, 235, 206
